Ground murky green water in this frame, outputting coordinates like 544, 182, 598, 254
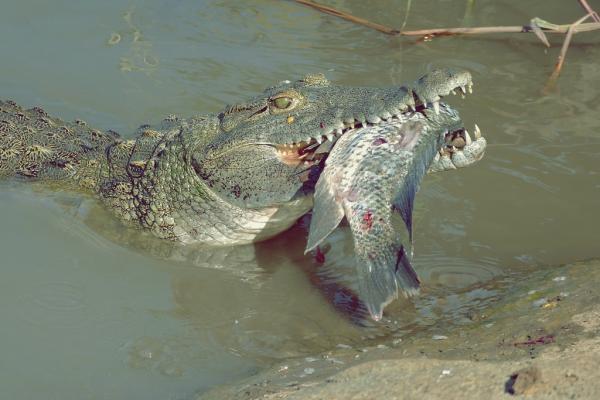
0, 1, 598, 399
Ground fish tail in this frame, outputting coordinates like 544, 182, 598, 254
357, 243, 420, 321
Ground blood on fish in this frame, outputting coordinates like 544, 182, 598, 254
372, 137, 387, 146
362, 210, 374, 230
314, 246, 326, 264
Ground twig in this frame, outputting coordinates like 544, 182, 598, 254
293, 0, 399, 35
399, 21, 600, 37
578, 0, 600, 22
292, 0, 600, 86
545, 13, 592, 90
292, 0, 600, 38
400, 0, 412, 31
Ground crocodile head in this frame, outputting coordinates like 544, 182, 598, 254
191, 68, 484, 239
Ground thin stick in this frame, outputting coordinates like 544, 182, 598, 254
400, 0, 412, 31
546, 13, 591, 88
399, 22, 600, 36
578, 0, 600, 22
293, 0, 399, 35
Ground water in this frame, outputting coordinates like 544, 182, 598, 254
0, 0, 599, 398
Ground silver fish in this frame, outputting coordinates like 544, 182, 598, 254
305, 107, 462, 320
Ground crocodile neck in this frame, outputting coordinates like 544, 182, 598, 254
98, 115, 312, 244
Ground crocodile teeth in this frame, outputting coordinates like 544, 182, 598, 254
474, 123, 481, 139
465, 130, 472, 145
315, 136, 323, 144
432, 101, 440, 115
325, 133, 334, 141
460, 85, 467, 94
468, 83, 473, 94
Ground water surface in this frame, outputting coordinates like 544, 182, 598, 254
0, 1, 599, 399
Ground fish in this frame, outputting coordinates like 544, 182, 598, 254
305, 107, 462, 321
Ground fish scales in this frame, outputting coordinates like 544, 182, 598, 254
306, 115, 447, 321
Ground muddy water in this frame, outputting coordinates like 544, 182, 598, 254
0, 0, 598, 399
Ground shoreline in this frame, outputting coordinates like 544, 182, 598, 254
198, 259, 600, 399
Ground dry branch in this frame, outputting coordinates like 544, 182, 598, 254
293, 0, 399, 35
546, 13, 593, 90
578, 0, 600, 22
291, 0, 600, 86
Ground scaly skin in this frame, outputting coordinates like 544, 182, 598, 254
304, 103, 486, 320
0, 68, 485, 246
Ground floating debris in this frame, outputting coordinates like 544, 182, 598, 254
107, 32, 121, 45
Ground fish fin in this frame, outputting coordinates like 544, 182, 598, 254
355, 244, 420, 321
392, 137, 439, 246
305, 178, 345, 253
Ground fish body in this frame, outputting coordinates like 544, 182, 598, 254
306, 107, 461, 320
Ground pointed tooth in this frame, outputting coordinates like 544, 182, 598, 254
409, 104, 416, 112
468, 83, 473, 94
432, 101, 440, 115
315, 136, 323, 144
451, 90, 456, 95
474, 123, 481, 139
460, 85, 466, 94
326, 133, 334, 141
335, 128, 343, 135
367, 115, 382, 124
464, 130, 472, 145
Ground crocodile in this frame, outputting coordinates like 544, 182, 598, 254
0, 68, 485, 248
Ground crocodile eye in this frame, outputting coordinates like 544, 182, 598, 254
272, 97, 293, 110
